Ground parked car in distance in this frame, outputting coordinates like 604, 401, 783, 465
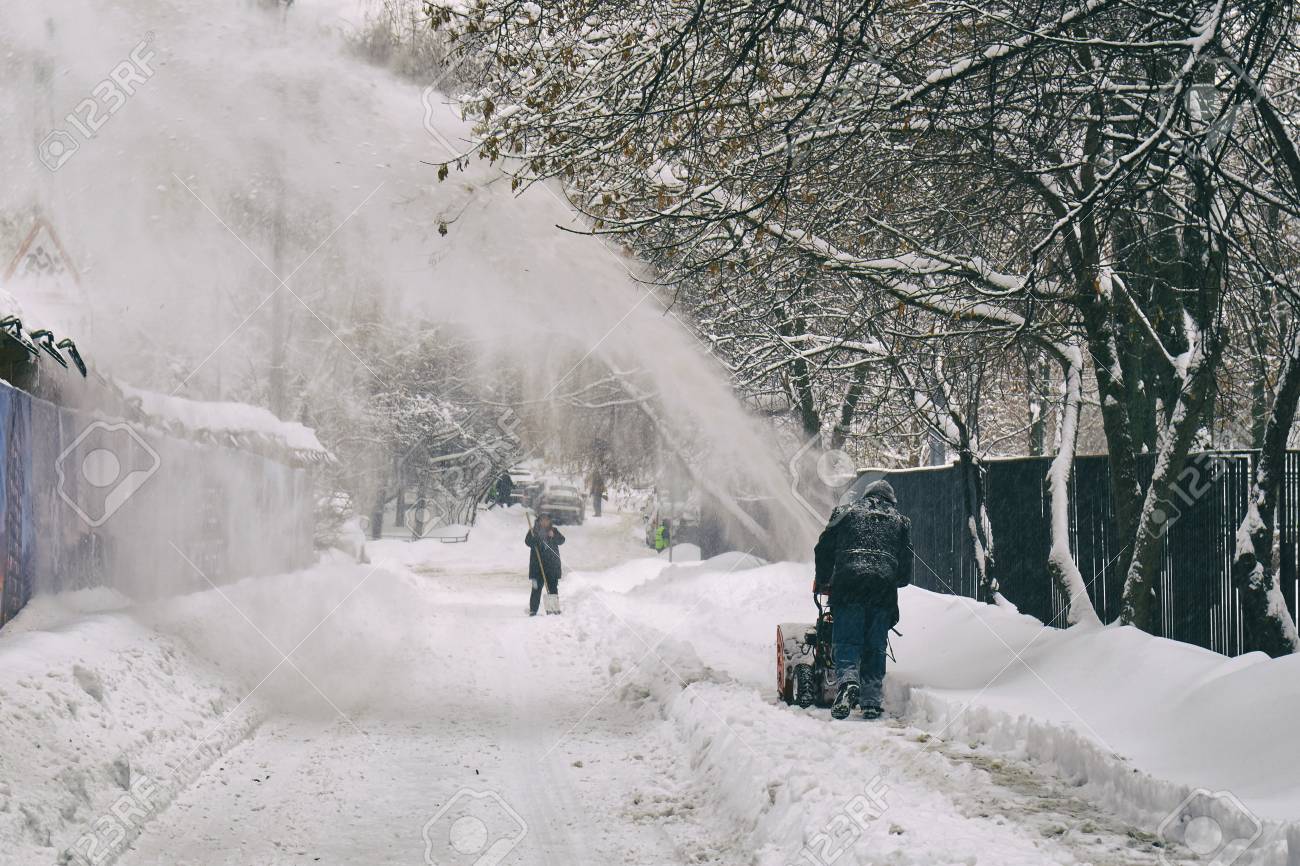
536, 480, 586, 525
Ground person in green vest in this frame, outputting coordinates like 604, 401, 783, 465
654, 519, 671, 552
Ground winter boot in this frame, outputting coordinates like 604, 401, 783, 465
831, 683, 859, 720
860, 703, 883, 720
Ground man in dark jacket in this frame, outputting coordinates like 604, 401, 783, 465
525, 513, 566, 615
492, 471, 515, 508
588, 469, 606, 518
813, 479, 912, 719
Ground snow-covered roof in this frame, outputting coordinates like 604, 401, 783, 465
120, 384, 331, 462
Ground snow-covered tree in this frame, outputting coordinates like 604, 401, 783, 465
423, 0, 1300, 641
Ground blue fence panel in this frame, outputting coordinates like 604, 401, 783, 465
0, 387, 34, 624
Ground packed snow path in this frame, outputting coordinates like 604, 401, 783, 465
112, 513, 730, 866
113, 578, 695, 865
105, 510, 1176, 866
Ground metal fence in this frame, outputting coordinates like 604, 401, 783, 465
0, 379, 316, 629
876, 451, 1300, 656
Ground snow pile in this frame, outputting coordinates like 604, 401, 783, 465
659, 681, 1139, 865
119, 384, 328, 457
569, 554, 1300, 864
568, 554, 679, 594
656, 542, 702, 562
0, 590, 253, 866
888, 595, 1300, 825
0, 556, 425, 865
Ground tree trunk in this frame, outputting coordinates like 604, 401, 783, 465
927, 377, 950, 467
1079, 292, 1144, 584
1027, 351, 1051, 456
830, 365, 867, 450
1045, 348, 1102, 626
1233, 338, 1300, 656
1249, 287, 1278, 449
952, 416, 996, 604
779, 308, 822, 438
370, 487, 386, 540
1122, 157, 1229, 633
1120, 342, 1221, 631
395, 456, 408, 526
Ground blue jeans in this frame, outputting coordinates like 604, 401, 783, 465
831, 603, 891, 707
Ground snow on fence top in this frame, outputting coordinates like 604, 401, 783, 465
120, 384, 332, 464
0, 290, 329, 466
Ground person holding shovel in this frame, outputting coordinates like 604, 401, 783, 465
525, 512, 566, 615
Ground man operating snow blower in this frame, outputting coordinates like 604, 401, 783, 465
813, 480, 912, 720
525, 512, 565, 615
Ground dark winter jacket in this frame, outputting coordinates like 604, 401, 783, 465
525, 525, 565, 583
813, 480, 912, 620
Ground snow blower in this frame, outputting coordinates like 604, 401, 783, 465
776, 591, 836, 708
